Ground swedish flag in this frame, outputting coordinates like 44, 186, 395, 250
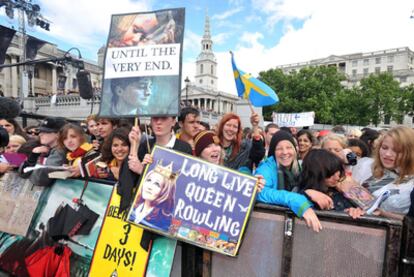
231, 52, 279, 107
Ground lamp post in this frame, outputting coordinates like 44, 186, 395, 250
184, 76, 190, 107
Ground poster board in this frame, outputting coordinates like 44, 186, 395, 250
272, 111, 315, 127
26, 179, 113, 276
127, 146, 258, 256
99, 8, 185, 117
89, 186, 152, 276
0, 172, 43, 236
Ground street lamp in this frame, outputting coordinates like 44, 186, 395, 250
184, 76, 190, 106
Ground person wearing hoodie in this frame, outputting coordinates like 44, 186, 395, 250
255, 130, 322, 232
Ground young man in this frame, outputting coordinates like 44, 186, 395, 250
19, 117, 67, 187
92, 117, 119, 150
264, 123, 279, 156
176, 107, 201, 150
117, 116, 191, 212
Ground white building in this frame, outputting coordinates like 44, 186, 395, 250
276, 47, 414, 127
0, 30, 102, 98
276, 47, 414, 87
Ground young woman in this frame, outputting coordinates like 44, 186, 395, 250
129, 162, 176, 232
297, 129, 315, 161
216, 113, 264, 171
255, 130, 322, 232
362, 126, 414, 219
0, 118, 28, 140
298, 149, 356, 212
58, 123, 94, 177
101, 128, 130, 180
5, 135, 27, 154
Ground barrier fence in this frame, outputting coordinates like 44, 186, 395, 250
0, 175, 413, 276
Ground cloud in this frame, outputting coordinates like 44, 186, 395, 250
211, 7, 244, 21
183, 29, 201, 55
38, 0, 152, 56
212, 32, 232, 45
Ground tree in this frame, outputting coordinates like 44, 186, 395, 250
261, 66, 346, 123
358, 73, 402, 126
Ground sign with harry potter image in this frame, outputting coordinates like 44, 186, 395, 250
99, 8, 185, 118
127, 146, 258, 256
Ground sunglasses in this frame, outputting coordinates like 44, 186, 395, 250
27, 130, 39, 135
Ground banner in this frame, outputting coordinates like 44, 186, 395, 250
272, 111, 315, 127
127, 146, 257, 256
99, 8, 185, 117
89, 186, 152, 276
0, 172, 43, 236
0, 25, 16, 65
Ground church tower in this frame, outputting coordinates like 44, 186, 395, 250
195, 14, 218, 90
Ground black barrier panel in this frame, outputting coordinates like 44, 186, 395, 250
171, 244, 182, 276
291, 219, 386, 277
211, 211, 285, 277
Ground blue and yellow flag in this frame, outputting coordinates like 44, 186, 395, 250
231, 52, 279, 107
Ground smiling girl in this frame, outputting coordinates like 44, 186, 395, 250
362, 126, 414, 219
58, 124, 94, 177
101, 128, 130, 180
255, 130, 322, 232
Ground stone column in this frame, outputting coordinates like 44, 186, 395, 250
11, 56, 18, 98
52, 65, 57, 95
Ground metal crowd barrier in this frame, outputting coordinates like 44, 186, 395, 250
173, 203, 412, 277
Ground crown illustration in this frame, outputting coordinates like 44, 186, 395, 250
153, 159, 180, 181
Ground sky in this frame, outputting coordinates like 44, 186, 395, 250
1, 0, 414, 96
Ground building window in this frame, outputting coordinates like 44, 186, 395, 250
352, 60, 358, 67
72, 78, 78, 89
363, 59, 369, 66
34, 68, 40, 78
387, 65, 393, 72
211, 80, 214, 84
363, 68, 369, 76
375, 57, 381, 64
352, 69, 357, 77
211, 65, 213, 74
375, 67, 381, 74
400, 76, 407, 83
387, 56, 394, 63
199, 79, 203, 84
200, 64, 203, 74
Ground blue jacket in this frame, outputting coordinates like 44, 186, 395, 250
255, 156, 312, 217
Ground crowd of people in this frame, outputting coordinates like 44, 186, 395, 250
0, 106, 413, 233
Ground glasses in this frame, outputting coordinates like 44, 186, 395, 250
27, 130, 39, 135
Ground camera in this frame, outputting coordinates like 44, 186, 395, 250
346, 152, 358, 166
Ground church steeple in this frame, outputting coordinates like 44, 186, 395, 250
195, 13, 217, 90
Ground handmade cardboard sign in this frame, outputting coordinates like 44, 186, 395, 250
127, 146, 258, 256
89, 186, 152, 276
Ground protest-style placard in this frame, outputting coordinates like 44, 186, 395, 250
89, 186, 152, 276
99, 8, 185, 117
272, 111, 315, 127
127, 146, 258, 257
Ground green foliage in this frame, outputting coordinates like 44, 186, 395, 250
260, 67, 406, 125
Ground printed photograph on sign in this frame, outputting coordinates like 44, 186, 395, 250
99, 8, 185, 118
127, 146, 257, 256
